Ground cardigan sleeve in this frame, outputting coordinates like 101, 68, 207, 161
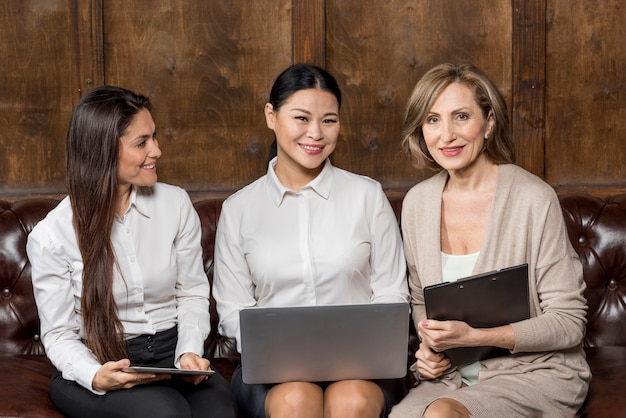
509, 192, 587, 353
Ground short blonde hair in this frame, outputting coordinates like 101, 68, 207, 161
402, 63, 514, 170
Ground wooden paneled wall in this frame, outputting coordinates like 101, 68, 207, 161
1, 0, 624, 198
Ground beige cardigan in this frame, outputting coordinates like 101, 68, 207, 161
397, 164, 590, 416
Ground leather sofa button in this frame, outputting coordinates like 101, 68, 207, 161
608, 279, 617, 290
1, 288, 10, 298
578, 235, 587, 245
32, 334, 40, 342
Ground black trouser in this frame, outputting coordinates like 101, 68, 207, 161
49, 327, 237, 418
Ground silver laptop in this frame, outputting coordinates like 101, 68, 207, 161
239, 302, 410, 384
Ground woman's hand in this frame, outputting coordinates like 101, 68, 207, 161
418, 319, 473, 353
418, 319, 516, 353
92, 359, 169, 392
413, 318, 470, 380
414, 319, 517, 381
414, 340, 451, 380
179, 352, 211, 385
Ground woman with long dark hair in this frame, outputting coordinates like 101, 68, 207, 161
27, 86, 236, 417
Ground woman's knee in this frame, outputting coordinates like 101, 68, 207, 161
325, 380, 384, 418
424, 398, 470, 418
128, 388, 193, 418
265, 382, 324, 417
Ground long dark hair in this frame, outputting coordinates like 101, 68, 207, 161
66, 85, 151, 363
266, 64, 342, 161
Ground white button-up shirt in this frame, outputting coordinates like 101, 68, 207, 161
26, 183, 210, 393
213, 159, 409, 352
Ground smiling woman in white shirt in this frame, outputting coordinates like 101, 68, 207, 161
213, 64, 410, 418
26, 86, 236, 418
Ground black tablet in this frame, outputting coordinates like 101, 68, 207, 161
123, 366, 215, 376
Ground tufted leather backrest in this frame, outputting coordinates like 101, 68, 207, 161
0, 198, 60, 355
2, 193, 625, 358
192, 199, 238, 359
559, 194, 626, 347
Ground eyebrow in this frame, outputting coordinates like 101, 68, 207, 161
289, 107, 339, 117
127, 131, 156, 143
427, 107, 473, 115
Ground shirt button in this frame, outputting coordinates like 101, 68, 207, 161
130, 257, 136, 263
135, 288, 142, 294
147, 336, 154, 343
147, 345, 153, 352
136, 306, 143, 313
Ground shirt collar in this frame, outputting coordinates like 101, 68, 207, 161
266, 157, 335, 206
129, 185, 151, 218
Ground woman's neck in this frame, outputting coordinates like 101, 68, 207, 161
116, 185, 132, 219
445, 156, 498, 193
274, 159, 323, 192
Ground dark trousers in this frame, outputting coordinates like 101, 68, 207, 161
49, 327, 237, 418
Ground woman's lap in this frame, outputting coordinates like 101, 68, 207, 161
50, 368, 236, 418
390, 369, 586, 417
231, 362, 405, 418
50, 369, 236, 418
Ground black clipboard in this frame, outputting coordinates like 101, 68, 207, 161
423, 263, 530, 366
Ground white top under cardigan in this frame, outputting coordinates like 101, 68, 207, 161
27, 183, 211, 394
213, 158, 410, 352
441, 251, 481, 385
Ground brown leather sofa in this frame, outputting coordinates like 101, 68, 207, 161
1, 193, 625, 417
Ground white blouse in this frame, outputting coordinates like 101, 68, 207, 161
213, 159, 410, 352
26, 183, 210, 393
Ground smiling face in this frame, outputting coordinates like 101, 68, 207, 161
265, 88, 340, 189
117, 108, 161, 192
422, 82, 494, 176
